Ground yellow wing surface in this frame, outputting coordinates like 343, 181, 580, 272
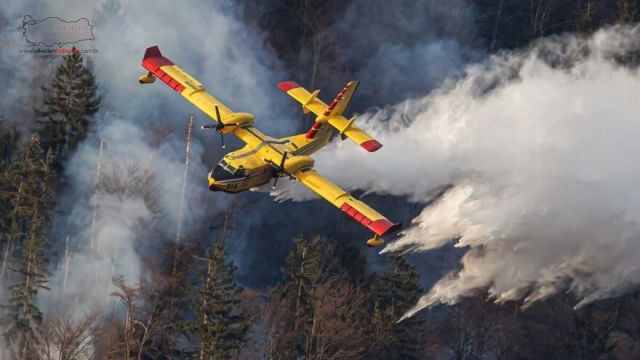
294, 169, 400, 238
278, 81, 383, 152
140, 46, 282, 162
140, 46, 254, 128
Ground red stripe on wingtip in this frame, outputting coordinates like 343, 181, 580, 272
361, 140, 383, 152
143, 46, 162, 59
140, 46, 185, 93
141, 46, 173, 70
278, 81, 300, 92
368, 219, 401, 237
340, 203, 400, 236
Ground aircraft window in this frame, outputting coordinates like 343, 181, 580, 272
211, 161, 247, 181
217, 159, 240, 174
213, 165, 238, 180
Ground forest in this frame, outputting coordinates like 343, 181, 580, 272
2, 0, 640, 359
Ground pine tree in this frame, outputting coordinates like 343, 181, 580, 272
0, 120, 21, 271
617, 0, 636, 24
369, 252, 423, 360
277, 236, 357, 358
0, 119, 20, 172
2, 136, 55, 359
565, 304, 616, 359
578, 1, 597, 33
280, 236, 336, 330
185, 240, 247, 359
35, 50, 101, 168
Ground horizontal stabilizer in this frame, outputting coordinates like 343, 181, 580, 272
278, 80, 383, 152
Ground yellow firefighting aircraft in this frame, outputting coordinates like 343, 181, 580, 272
139, 46, 399, 247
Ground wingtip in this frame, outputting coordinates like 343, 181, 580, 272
143, 45, 162, 59
369, 219, 401, 237
361, 139, 383, 152
141, 45, 173, 70
278, 81, 300, 92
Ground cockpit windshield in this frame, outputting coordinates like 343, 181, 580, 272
211, 159, 247, 181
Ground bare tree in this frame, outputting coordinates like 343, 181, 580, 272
109, 275, 178, 359
254, 291, 298, 360
39, 314, 98, 360
442, 296, 520, 360
297, 0, 339, 89
97, 162, 162, 217
109, 276, 138, 358
308, 277, 369, 360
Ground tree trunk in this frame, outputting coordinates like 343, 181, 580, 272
306, 312, 317, 360
1, 239, 13, 280
294, 247, 306, 331
1, 182, 22, 280
310, 34, 322, 90
490, 0, 505, 51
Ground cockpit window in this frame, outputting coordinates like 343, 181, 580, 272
218, 159, 236, 172
212, 159, 247, 181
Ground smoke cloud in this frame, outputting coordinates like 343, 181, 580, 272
277, 25, 640, 317
6, 0, 640, 331
334, 0, 480, 107
1, 0, 292, 318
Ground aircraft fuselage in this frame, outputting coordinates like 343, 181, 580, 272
207, 152, 274, 193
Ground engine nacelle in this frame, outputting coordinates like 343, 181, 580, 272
225, 112, 254, 126
217, 112, 255, 134
284, 155, 315, 174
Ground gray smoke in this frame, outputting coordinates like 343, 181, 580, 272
335, 0, 480, 106
277, 25, 640, 318
1, 0, 292, 319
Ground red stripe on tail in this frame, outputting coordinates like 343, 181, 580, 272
305, 122, 323, 139
323, 83, 352, 116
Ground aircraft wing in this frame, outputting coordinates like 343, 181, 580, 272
278, 81, 329, 116
293, 168, 400, 237
140, 46, 252, 126
278, 81, 383, 152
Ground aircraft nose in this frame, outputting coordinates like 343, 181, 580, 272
208, 177, 220, 191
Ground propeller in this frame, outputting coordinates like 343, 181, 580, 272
201, 104, 232, 148
270, 151, 288, 190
